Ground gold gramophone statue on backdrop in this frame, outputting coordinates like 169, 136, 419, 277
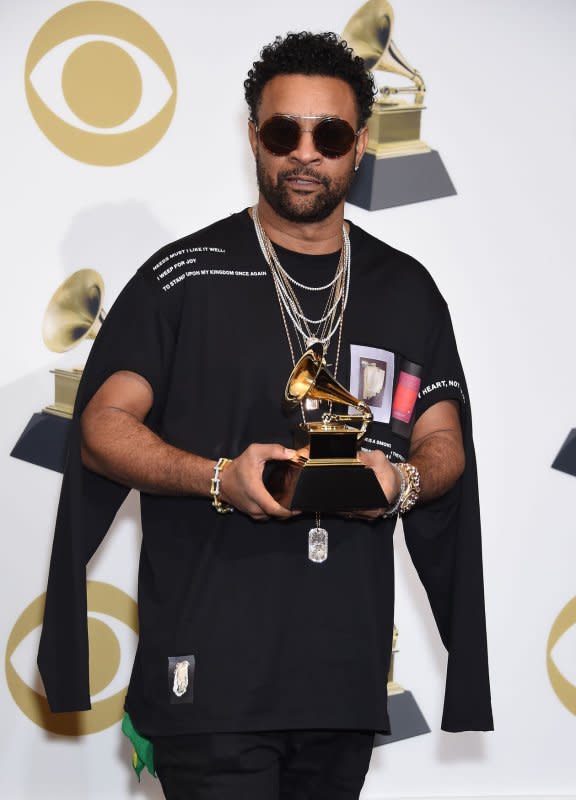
375, 623, 431, 746
42, 269, 106, 418
343, 0, 456, 210
266, 342, 388, 511
387, 625, 404, 695
11, 269, 106, 473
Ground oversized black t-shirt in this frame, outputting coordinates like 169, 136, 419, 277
38, 209, 493, 735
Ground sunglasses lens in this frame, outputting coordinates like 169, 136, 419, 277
259, 116, 300, 155
314, 118, 356, 158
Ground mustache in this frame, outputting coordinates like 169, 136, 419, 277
277, 168, 330, 188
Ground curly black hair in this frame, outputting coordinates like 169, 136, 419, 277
244, 32, 376, 129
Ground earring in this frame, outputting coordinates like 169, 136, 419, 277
354, 163, 359, 173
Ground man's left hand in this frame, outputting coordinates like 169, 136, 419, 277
343, 399, 465, 520
344, 449, 401, 520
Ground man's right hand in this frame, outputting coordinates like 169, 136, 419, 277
219, 443, 299, 521
80, 372, 298, 519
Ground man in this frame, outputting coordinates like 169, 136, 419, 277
39, 32, 492, 800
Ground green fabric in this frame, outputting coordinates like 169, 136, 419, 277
121, 712, 156, 780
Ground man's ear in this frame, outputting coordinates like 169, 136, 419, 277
354, 126, 369, 170
248, 120, 258, 157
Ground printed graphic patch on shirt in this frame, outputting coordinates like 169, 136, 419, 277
168, 655, 195, 704
349, 345, 395, 423
389, 358, 423, 439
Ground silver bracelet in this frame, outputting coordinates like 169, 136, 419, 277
381, 462, 406, 518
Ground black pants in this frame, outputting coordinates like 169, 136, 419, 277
152, 729, 375, 800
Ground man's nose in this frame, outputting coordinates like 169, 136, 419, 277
289, 129, 321, 164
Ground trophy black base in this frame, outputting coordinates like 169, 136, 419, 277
373, 690, 430, 747
552, 428, 576, 477
265, 460, 388, 512
10, 412, 71, 473
347, 150, 456, 210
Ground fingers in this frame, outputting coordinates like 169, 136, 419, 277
249, 442, 296, 462
357, 449, 389, 468
246, 483, 296, 520
357, 449, 400, 503
340, 508, 386, 521
224, 443, 299, 521
246, 443, 299, 519
354, 510, 385, 520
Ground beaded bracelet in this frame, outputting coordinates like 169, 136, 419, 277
210, 457, 234, 514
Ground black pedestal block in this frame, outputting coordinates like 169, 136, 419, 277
347, 150, 456, 211
552, 429, 576, 477
374, 690, 430, 747
10, 412, 71, 473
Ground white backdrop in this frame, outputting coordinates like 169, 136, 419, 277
1, 0, 575, 798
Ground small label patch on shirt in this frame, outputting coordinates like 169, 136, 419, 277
168, 655, 195, 704
349, 345, 395, 423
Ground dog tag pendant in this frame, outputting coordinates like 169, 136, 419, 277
308, 526, 328, 563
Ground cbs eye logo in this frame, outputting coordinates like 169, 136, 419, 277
5, 582, 138, 735
546, 595, 576, 716
24, 1, 177, 165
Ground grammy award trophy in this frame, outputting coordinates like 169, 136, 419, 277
10, 269, 106, 472
265, 342, 388, 512
343, 0, 456, 210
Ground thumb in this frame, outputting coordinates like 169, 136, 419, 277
256, 443, 296, 462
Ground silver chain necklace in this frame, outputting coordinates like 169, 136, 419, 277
266, 249, 344, 292
252, 205, 350, 563
253, 206, 350, 349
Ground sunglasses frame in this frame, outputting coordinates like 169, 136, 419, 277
255, 114, 360, 159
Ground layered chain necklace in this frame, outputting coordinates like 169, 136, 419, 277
252, 205, 351, 562
253, 207, 350, 352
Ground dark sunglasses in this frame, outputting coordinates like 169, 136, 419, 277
256, 114, 359, 159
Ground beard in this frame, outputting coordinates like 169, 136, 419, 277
255, 153, 355, 223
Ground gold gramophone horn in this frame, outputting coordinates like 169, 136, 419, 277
42, 269, 106, 353
343, 0, 425, 104
286, 342, 358, 408
286, 343, 373, 436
